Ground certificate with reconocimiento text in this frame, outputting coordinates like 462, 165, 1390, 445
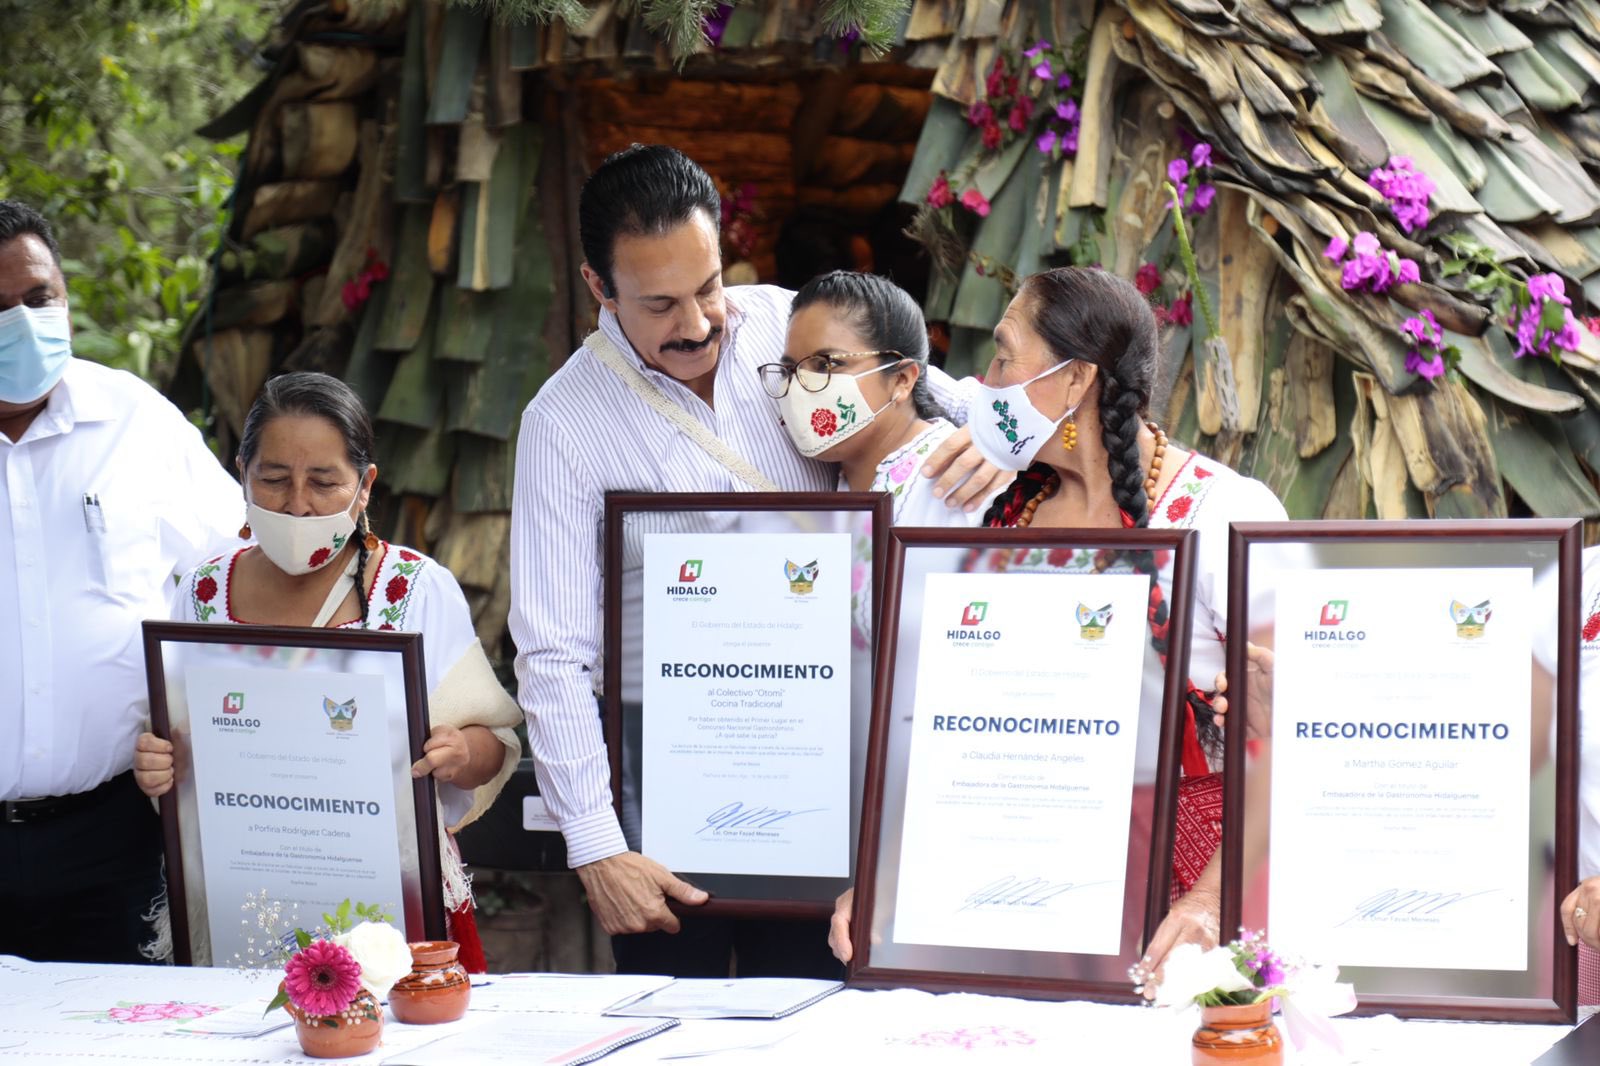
891, 570, 1149, 955
1269, 567, 1533, 971
184, 665, 405, 964
640, 531, 852, 878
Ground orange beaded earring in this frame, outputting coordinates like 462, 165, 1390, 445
1061, 412, 1078, 451
238, 519, 252, 539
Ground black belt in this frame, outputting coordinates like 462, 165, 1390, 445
2, 770, 137, 825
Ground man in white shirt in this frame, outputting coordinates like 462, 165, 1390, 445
0, 200, 242, 962
510, 146, 997, 977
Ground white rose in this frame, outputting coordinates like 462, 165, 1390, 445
334, 920, 413, 999
1152, 943, 1254, 1009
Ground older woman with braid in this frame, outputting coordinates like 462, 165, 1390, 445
827, 267, 1287, 990
130, 372, 523, 970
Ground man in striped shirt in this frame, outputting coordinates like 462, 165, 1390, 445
509, 145, 996, 977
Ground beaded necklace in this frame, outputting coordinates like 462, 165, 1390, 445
1012, 421, 1169, 529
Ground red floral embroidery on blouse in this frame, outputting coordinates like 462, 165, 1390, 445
308, 547, 332, 568
1193, 466, 1213, 479
195, 576, 218, 603
1584, 612, 1600, 642
398, 549, 420, 562
385, 575, 409, 604
1046, 548, 1072, 567
378, 624, 395, 631
1166, 496, 1193, 522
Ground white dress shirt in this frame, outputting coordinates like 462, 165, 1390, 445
0, 359, 241, 800
510, 284, 973, 867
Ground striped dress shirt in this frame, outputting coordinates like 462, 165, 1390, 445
509, 284, 972, 867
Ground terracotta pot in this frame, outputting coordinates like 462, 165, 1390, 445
1191, 1000, 1283, 1066
284, 989, 384, 1059
389, 940, 471, 1025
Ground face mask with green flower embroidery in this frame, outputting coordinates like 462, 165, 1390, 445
777, 359, 904, 459
247, 497, 358, 577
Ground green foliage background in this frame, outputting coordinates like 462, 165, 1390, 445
0, 0, 274, 391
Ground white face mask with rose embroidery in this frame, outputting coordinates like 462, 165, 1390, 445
247, 498, 358, 577
778, 360, 904, 458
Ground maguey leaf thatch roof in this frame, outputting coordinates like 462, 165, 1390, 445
185, 0, 1600, 656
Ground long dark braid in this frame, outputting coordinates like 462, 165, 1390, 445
354, 510, 373, 626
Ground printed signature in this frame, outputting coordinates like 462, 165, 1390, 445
956, 875, 1105, 912
1335, 887, 1496, 927
696, 801, 826, 834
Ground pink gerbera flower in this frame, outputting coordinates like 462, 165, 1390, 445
284, 940, 362, 1017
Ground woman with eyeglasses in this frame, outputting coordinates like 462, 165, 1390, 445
758, 271, 989, 527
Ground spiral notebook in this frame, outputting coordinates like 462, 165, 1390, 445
381, 1012, 678, 1066
603, 977, 843, 1020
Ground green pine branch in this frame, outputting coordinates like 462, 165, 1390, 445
447, 0, 588, 29
642, 0, 724, 60
818, 0, 909, 52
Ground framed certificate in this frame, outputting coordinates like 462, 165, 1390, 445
143, 622, 445, 966
603, 492, 892, 918
848, 526, 1198, 1000
1223, 520, 1580, 1022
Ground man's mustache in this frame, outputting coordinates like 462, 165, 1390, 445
661, 327, 723, 354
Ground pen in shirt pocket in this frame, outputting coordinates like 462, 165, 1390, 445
82, 492, 106, 534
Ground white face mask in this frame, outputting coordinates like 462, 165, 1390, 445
778, 360, 904, 459
971, 360, 1077, 471
247, 496, 359, 576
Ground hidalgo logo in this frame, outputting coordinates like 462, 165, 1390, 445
951, 601, 1001, 642
785, 559, 819, 596
212, 690, 260, 730
1304, 599, 1364, 643
1076, 602, 1113, 641
667, 558, 715, 597
1450, 599, 1491, 639
323, 697, 358, 733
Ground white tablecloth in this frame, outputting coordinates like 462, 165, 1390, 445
0, 956, 1580, 1064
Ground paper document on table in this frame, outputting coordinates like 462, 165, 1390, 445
167, 997, 293, 1037
381, 1012, 678, 1066
604, 977, 842, 1019
467, 973, 675, 1014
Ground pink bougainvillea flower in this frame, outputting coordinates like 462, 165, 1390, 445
285, 940, 362, 1018
1056, 72, 1072, 90
1192, 184, 1216, 214
1515, 272, 1582, 359
1368, 155, 1435, 234
1191, 142, 1213, 169
1023, 40, 1049, 61
1169, 292, 1194, 326
925, 172, 954, 210
1351, 231, 1381, 257
1405, 350, 1446, 380
1396, 258, 1420, 285
1055, 99, 1078, 123
1324, 235, 1348, 260
1037, 129, 1059, 155
1401, 309, 1442, 348
1167, 158, 1190, 186
1032, 58, 1052, 80
960, 187, 992, 218
1135, 263, 1161, 295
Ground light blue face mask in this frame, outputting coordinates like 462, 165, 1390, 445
0, 304, 72, 404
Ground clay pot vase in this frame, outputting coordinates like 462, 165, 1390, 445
284, 989, 384, 1059
388, 940, 471, 1025
1191, 1000, 1283, 1066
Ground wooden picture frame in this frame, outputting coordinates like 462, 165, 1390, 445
848, 526, 1198, 1000
144, 621, 445, 966
602, 492, 893, 919
1223, 520, 1580, 1023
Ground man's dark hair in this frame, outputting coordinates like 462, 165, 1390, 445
0, 200, 61, 265
579, 145, 721, 298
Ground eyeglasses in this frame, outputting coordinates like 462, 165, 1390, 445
756, 351, 905, 399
